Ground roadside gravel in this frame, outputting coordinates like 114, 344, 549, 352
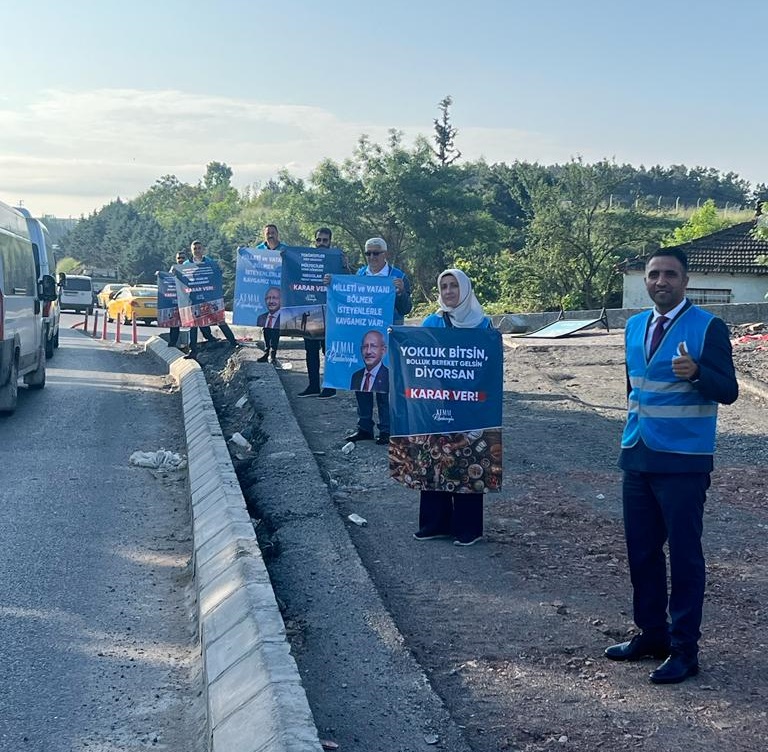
197, 322, 768, 752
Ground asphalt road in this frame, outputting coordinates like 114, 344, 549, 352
0, 326, 204, 751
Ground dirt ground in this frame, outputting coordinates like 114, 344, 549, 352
197, 321, 768, 752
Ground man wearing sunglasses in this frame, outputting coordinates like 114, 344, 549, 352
298, 227, 340, 398
345, 237, 412, 445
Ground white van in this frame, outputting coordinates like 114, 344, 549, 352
15, 207, 60, 358
0, 200, 57, 414
59, 274, 94, 315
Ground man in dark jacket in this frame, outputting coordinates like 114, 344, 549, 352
605, 248, 738, 684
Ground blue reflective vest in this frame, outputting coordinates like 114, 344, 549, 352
621, 306, 718, 455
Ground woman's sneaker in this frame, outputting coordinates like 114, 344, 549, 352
453, 536, 482, 547
413, 531, 450, 541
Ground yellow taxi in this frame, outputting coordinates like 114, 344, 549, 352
106, 285, 158, 325
97, 283, 128, 308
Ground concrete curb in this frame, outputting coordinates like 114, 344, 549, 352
145, 337, 322, 752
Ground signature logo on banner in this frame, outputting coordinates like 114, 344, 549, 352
433, 408, 455, 423
327, 341, 358, 364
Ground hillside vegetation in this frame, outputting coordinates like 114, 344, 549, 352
58, 100, 766, 312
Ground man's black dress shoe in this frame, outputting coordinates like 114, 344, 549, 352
257, 352, 269, 363
376, 432, 390, 445
605, 634, 670, 661
345, 430, 374, 442
649, 652, 699, 684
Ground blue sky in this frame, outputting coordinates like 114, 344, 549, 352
1, 0, 766, 217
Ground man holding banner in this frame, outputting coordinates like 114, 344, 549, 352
389, 269, 501, 547
162, 249, 217, 350
298, 228, 343, 398
179, 240, 240, 359
255, 224, 286, 364
345, 237, 412, 445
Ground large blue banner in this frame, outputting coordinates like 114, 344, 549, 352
232, 246, 282, 326
279, 247, 344, 338
388, 326, 503, 493
324, 275, 396, 392
157, 271, 181, 328
173, 261, 226, 327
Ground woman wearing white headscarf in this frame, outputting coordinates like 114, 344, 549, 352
415, 269, 492, 546
422, 268, 490, 329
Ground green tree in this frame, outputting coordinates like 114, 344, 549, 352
201, 161, 241, 227
754, 202, 768, 243
55, 256, 82, 275
59, 199, 171, 283
432, 96, 461, 167
202, 161, 234, 192
222, 171, 308, 247
132, 175, 200, 228
300, 132, 505, 298
662, 199, 733, 246
505, 159, 670, 310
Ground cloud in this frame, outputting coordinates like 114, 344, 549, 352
0, 87, 558, 216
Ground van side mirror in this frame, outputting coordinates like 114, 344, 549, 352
40, 274, 58, 302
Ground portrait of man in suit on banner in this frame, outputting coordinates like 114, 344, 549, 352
256, 286, 281, 327
350, 329, 389, 393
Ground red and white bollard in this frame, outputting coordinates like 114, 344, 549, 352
91, 309, 99, 337
131, 315, 138, 345
115, 313, 122, 343
83, 310, 89, 332
101, 310, 108, 340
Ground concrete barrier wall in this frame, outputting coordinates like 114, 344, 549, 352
147, 338, 323, 752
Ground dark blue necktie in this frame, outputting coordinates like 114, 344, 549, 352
648, 315, 668, 357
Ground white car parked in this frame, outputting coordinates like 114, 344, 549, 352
0, 200, 57, 414
59, 274, 94, 315
15, 207, 60, 358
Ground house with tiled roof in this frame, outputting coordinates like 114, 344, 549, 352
622, 215, 768, 308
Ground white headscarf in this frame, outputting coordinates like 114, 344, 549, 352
436, 268, 487, 328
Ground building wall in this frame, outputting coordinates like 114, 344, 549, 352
623, 272, 768, 309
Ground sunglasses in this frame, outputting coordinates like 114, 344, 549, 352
176, 257, 186, 261
364, 251, 383, 257
315, 237, 331, 244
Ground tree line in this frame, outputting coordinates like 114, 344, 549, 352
58, 99, 767, 313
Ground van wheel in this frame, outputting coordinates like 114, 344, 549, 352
53, 331, 59, 349
87, 307, 94, 316
24, 348, 46, 390
0, 359, 19, 414
45, 335, 54, 359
